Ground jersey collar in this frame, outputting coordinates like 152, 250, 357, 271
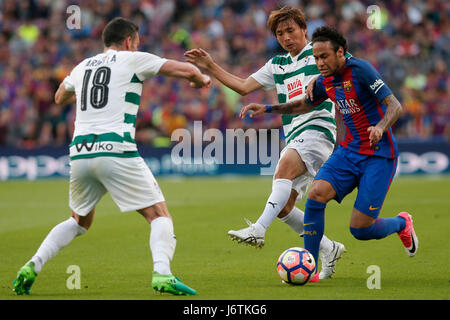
289, 42, 312, 61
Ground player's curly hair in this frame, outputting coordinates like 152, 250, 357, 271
312, 26, 348, 53
102, 17, 139, 47
267, 6, 307, 36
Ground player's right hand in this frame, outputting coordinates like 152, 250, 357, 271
239, 103, 266, 119
184, 48, 213, 70
190, 74, 211, 88
367, 125, 383, 147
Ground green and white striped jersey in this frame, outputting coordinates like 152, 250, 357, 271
63, 49, 167, 160
251, 43, 336, 144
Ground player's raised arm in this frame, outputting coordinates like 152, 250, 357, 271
367, 94, 403, 147
184, 48, 262, 95
158, 59, 211, 88
239, 97, 314, 119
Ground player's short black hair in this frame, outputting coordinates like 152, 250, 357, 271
102, 17, 139, 47
312, 26, 348, 53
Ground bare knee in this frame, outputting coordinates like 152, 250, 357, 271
307, 180, 335, 203
274, 149, 307, 180
138, 202, 172, 224
350, 208, 375, 229
71, 209, 94, 230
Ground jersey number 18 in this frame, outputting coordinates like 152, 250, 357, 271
81, 66, 111, 111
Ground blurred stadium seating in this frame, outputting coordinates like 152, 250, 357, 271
0, 0, 448, 148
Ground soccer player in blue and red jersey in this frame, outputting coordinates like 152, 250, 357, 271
240, 26, 418, 282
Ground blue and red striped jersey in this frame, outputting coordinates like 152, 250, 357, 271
307, 57, 398, 159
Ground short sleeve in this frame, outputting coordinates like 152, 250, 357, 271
250, 60, 275, 90
63, 72, 75, 92
133, 51, 168, 81
355, 59, 392, 102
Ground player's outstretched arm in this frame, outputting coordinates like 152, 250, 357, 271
239, 97, 314, 119
54, 82, 75, 106
158, 59, 211, 88
367, 93, 403, 146
184, 48, 262, 95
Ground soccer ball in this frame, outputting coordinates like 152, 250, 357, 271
276, 247, 316, 285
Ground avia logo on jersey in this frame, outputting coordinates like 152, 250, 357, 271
370, 79, 385, 93
336, 98, 361, 114
287, 78, 303, 99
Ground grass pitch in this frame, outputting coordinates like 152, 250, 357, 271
0, 176, 449, 300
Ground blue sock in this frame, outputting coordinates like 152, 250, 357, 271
304, 199, 326, 270
350, 217, 406, 240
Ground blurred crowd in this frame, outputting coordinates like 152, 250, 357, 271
0, 0, 448, 148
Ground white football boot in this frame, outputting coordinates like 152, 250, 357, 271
228, 218, 265, 248
319, 241, 346, 279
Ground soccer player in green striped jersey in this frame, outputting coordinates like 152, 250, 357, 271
185, 7, 345, 279
13, 17, 210, 296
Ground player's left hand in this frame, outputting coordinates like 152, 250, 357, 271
367, 126, 383, 147
239, 103, 266, 119
306, 75, 319, 101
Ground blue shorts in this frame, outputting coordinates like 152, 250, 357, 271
314, 147, 398, 218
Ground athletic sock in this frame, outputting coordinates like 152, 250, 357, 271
150, 217, 176, 275
278, 206, 304, 235
350, 216, 406, 240
279, 206, 334, 255
30, 217, 87, 274
303, 199, 326, 269
255, 179, 293, 230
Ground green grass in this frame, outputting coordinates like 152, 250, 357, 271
1, 176, 449, 300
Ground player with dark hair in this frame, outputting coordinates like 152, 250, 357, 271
12, 17, 210, 295
185, 7, 346, 281
240, 26, 418, 281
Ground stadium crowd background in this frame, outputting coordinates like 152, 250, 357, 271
0, 0, 448, 148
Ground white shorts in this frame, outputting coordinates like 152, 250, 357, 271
277, 130, 334, 201
69, 156, 165, 216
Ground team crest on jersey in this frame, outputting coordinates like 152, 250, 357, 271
343, 80, 352, 92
